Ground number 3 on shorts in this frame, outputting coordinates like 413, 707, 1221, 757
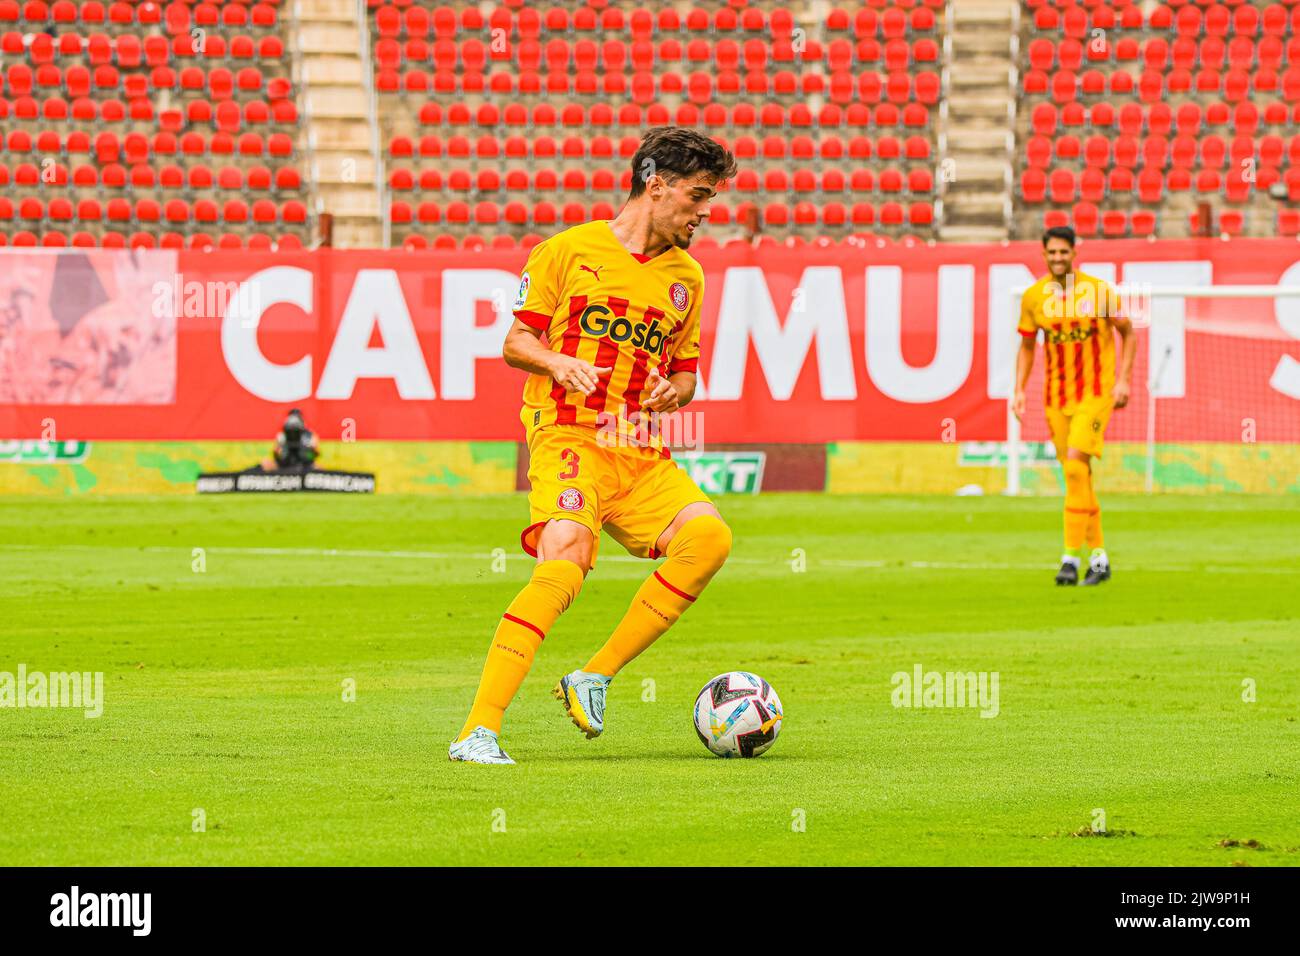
557, 448, 580, 481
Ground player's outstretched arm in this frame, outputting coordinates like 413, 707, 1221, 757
502, 319, 612, 396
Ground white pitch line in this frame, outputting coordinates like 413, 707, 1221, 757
0, 542, 757, 566
0, 544, 1289, 574
192, 545, 705, 565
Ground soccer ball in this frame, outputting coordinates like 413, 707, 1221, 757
692, 671, 784, 758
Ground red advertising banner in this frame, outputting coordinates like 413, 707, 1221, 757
0, 240, 1297, 442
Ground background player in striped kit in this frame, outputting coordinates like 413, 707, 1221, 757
1014, 226, 1138, 586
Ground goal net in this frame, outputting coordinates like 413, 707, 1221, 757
1006, 284, 1300, 495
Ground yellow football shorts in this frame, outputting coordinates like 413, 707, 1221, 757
1046, 394, 1115, 460
520, 424, 712, 563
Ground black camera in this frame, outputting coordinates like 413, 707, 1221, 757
274, 409, 318, 469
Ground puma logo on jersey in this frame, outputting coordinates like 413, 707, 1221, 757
578, 264, 605, 281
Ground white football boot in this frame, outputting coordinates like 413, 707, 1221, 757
448, 726, 515, 765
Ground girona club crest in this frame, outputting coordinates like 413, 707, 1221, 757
557, 487, 585, 511
669, 282, 689, 312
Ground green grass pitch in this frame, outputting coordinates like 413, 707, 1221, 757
1, 492, 1297, 866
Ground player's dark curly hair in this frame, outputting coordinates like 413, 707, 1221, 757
628, 127, 738, 198
1042, 225, 1077, 247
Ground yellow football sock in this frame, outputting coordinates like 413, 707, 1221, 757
457, 559, 584, 740
584, 514, 732, 677
1062, 458, 1090, 551
1085, 470, 1104, 549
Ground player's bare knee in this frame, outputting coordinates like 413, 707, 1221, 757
537, 519, 593, 574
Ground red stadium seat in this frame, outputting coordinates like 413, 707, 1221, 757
102, 195, 130, 222
908, 202, 933, 227
1103, 165, 1132, 195
879, 202, 904, 227
1021, 169, 1047, 203
1080, 168, 1106, 203
1225, 169, 1252, 203
1055, 135, 1081, 161
1031, 103, 1057, 136
1219, 210, 1245, 236
1202, 135, 1228, 168
1049, 169, 1076, 204
1131, 210, 1157, 237
1072, 202, 1099, 237
1137, 168, 1165, 204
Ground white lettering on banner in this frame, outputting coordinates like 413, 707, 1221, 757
1122, 261, 1211, 398
440, 270, 518, 399
1270, 260, 1300, 399
212, 256, 1296, 411
987, 263, 1037, 399
221, 266, 314, 402
317, 269, 435, 400
708, 266, 857, 400
866, 265, 974, 403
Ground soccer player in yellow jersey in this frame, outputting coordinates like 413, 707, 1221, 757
1014, 226, 1137, 586
450, 128, 738, 764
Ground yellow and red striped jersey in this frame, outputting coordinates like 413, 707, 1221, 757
511, 220, 703, 450
1019, 270, 1120, 411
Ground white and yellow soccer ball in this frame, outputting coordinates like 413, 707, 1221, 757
693, 671, 784, 758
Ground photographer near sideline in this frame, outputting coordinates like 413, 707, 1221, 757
197, 407, 372, 494
261, 408, 320, 472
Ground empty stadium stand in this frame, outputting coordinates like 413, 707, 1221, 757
1015, 0, 1300, 239
369, 0, 948, 251
0, 0, 308, 249
6, 0, 1298, 250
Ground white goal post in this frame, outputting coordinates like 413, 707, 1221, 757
1004, 283, 1300, 496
